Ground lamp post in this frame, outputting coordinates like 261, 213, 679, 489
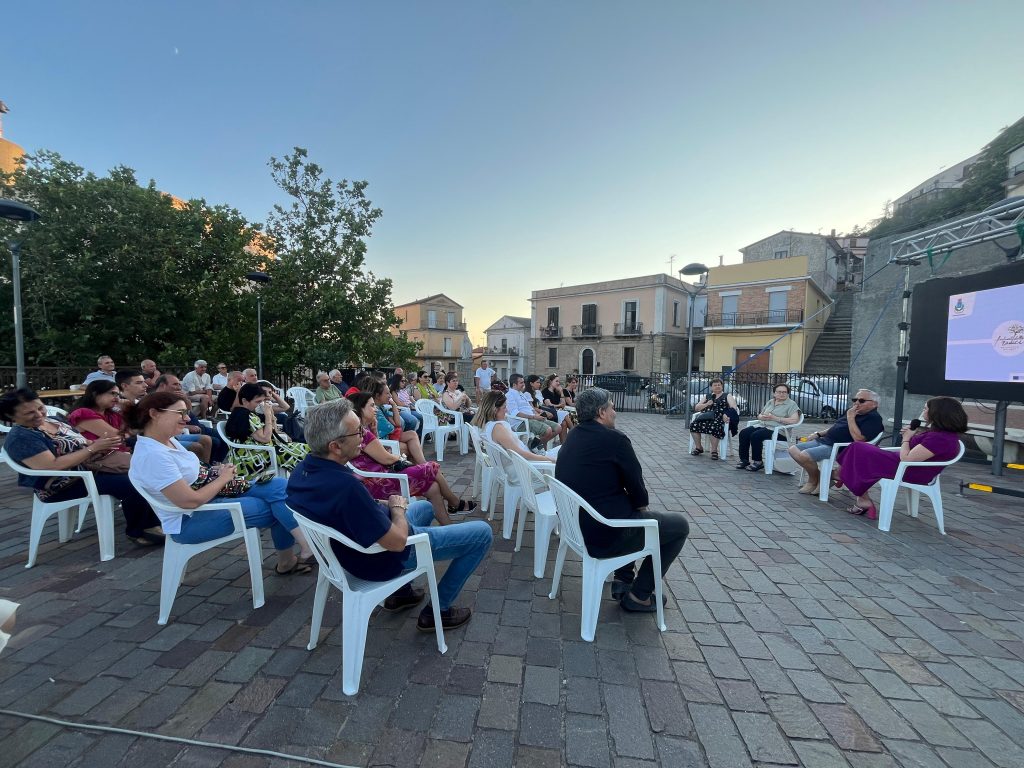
245, 271, 271, 378
1, 199, 41, 389
679, 262, 709, 427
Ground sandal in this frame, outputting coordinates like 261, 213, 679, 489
448, 499, 478, 515
690, 448, 704, 456
710, 451, 719, 461
275, 558, 314, 576
745, 461, 764, 472
846, 503, 877, 520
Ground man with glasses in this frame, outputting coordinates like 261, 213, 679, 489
287, 399, 492, 631
788, 388, 883, 494
181, 360, 214, 420
212, 363, 229, 391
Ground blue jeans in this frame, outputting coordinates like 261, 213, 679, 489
402, 500, 492, 609
171, 477, 297, 550
400, 408, 423, 435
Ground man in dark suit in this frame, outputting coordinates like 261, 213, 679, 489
555, 387, 689, 612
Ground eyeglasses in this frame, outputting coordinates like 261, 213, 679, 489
850, 398, 872, 404
160, 408, 191, 418
331, 430, 363, 441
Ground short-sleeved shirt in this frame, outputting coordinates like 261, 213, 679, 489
286, 455, 408, 580
68, 407, 127, 449
822, 410, 884, 445
216, 387, 238, 413
4, 423, 88, 490
474, 367, 494, 389
181, 371, 212, 393
128, 435, 200, 533
376, 407, 396, 440
747, 398, 800, 430
505, 388, 535, 418
83, 370, 116, 386
541, 388, 564, 407
314, 386, 342, 404
225, 407, 259, 441
212, 373, 228, 389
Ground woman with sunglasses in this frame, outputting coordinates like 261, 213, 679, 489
0, 388, 164, 547
389, 372, 423, 436
126, 391, 314, 574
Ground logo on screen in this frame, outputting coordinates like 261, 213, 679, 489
948, 293, 975, 319
992, 320, 1024, 357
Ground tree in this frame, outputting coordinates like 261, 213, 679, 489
260, 148, 420, 373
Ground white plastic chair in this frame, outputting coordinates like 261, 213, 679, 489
544, 475, 666, 642
816, 432, 884, 501
216, 421, 284, 478
467, 425, 497, 517
484, 440, 555, 539
293, 510, 447, 696
0, 447, 117, 568
876, 441, 965, 534
743, 413, 804, 475
687, 416, 731, 459
508, 451, 559, 578
415, 400, 460, 460
435, 402, 470, 455
287, 387, 317, 416
131, 484, 265, 625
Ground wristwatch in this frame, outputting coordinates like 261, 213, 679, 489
391, 500, 409, 511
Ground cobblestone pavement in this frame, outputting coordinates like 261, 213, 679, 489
1, 414, 1024, 767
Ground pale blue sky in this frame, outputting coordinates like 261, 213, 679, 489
3, 1, 1022, 342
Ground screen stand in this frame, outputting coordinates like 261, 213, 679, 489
891, 267, 913, 446
992, 401, 1008, 477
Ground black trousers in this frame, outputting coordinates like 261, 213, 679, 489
48, 473, 160, 537
588, 509, 689, 600
738, 426, 785, 463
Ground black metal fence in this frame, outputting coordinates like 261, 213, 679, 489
0, 365, 312, 393
575, 370, 850, 421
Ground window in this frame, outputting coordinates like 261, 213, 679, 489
500, 338, 508, 353
548, 348, 557, 368
623, 300, 638, 330
443, 337, 452, 355
547, 307, 559, 327
582, 303, 597, 333
672, 301, 680, 327
623, 347, 635, 370
774, 249, 789, 259
721, 295, 739, 322
447, 311, 456, 329
768, 291, 788, 321
427, 310, 437, 328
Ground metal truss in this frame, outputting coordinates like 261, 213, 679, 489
888, 197, 1024, 265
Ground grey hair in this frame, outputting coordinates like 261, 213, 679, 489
575, 387, 611, 422
242, 368, 257, 377
194, 359, 207, 367
856, 388, 880, 403
316, 371, 330, 382
304, 399, 355, 457
97, 355, 112, 364
329, 369, 341, 378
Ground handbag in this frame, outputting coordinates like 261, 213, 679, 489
191, 462, 251, 497
390, 460, 415, 472
692, 410, 718, 424
83, 449, 132, 474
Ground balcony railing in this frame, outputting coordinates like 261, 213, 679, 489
704, 309, 804, 328
571, 324, 602, 339
1010, 161, 1024, 178
489, 347, 520, 356
613, 322, 644, 337
540, 325, 563, 339
427, 322, 468, 331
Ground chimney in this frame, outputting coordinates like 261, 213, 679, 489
718, 254, 724, 267
830, 228, 836, 237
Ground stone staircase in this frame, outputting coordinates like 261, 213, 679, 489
804, 291, 853, 375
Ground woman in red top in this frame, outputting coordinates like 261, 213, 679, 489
68, 380, 129, 452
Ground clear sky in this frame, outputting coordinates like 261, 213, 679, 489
3, 1, 1023, 344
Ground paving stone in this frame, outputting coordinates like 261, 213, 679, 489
419, 739, 471, 768
49, 675, 122, 717
764, 694, 829, 739
641, 679, 693, 736
809, 703, 883, 752
563, 640, 599, 677
743, 658, 798, 695
835, 682, 917, 739
524, 665, 561, 705
881, 739, 945, 768
162, 681, 241, 737
604, 683, 655, 759
673, 661, 724, 704
447, 664, 486, 696
214, 646, 273, 683
231, 676, 287, 714
519, 702, 562, 749
732, 712, 797, 765
477, 682, 520, 730
429, 693, 479, 742
688, 703, 752, 768
369, 727, 425, 768
526, 635, 561, 668
861, 669, 923, 700
599, 649, 639, 684
653, 735, 705, 767
791, 740, 852, 767
567, 676, 604, 716
390, 682, 442, 732
786, 669, 843, 703
565, 713, 611, 768
702, 645, 751, 680
487, 655, 523, 684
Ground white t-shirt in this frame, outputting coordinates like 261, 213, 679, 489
474, 367, 494, 389
181, 371, 212, 393
505, 388, 534, 418
129, 435, 201, 534
212, 373, 228, 389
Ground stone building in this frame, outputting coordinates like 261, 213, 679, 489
740, 231, 846, 297
391, 293, 473, 375
483, 316, 530, 382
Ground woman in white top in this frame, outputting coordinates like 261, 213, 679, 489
440, 372, 475, 420
127, 391, 314, 575
735, 383, 801, 471
471, 391, 555, 463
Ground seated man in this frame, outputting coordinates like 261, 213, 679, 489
140, 358, 161, 391
314, 371, 343, 404
211, 363, 229, 391
288, 399, 492, 630
181, 359, 214, 419
115, 369, 149, 405
329, 369, 346, 392
153, 374, 225, 462
788, 388, 884, 494
555, 387, 689, 611
83, 355, 117, 386
505, 373, 558, 449
242, 368, 260, 385
216, 371, 244, 415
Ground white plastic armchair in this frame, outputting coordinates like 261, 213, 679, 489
415, 399, 460, 460
467, 425, 497, 516
131, 484, 265, 625
293, 510, 447, 696
0, 447, 117, 567
816, 431, 884, 502
742, 413, 804, 475
434, 402, 470, 455
687, 417, 731, 459
508, 451, 560, 578
216, 421, 283, 478
544, 475, 666, 642
875, 440, 965, 534
484, 440, 555, 540
287, 387, 317, 415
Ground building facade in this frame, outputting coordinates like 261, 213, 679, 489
1005, 141, 1024, 198
483, 316, 530, 382
529, 273, 705, 376
892, 153, 982, 213
740, 230, 845, 297
702, 256, 830, 374
391, 293, 473, 374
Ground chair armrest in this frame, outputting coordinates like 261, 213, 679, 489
600, 517, 659, 529
349, 465, 411, 498
380, 440, 402, 457
199, 419, 213, 429
530, 462, 556, 474
194, 500, 246, 535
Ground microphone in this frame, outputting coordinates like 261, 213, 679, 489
908, 418, 921, 431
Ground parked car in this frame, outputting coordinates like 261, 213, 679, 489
785, 377, 848, 420
682, 376, 749, 416
592, 371, 649, 395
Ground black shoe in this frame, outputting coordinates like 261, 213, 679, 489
620, 591, 667, 612
745, 461, 764, 472
735, 461, 749, 469
610, 579, 633, 601
417, 605, 472, 631
383, 585, 424, 611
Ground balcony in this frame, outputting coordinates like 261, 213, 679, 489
571, 324, 602, 339
704, 309, 804, 328
1010, 161, 1024, 179
540, 325, 563, 339
613, 321, 644, 337
427, 322, 467, 331
489, 346, 520, 356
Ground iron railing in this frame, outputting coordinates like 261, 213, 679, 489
571, 324, 602, 339
540, 326, 563, 339
613, 322, 644, 336
704, 309, 804, 328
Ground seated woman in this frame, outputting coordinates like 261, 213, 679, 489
541, 374, 573, 427
313, 372, 342, 404
367, 378, 428, 464
412, 370, 440, 402
389, 372, 423, 436
127, 391, 313, 574
688, 378, 736, 460
0, 388, 164, 547
68, 380, 130, 451
225, 383, 309, 481
837, 396, 967, 519
562, 376, 578, 405
735, 383, 801, 471
440, 372, 475, 421
347, 392, 474, 524
471, 391, 556, 463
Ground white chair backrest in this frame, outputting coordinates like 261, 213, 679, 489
544, 475, 592, 553
292, 509, 385, 593
415, 399, 441, 430
508, 451, 545, 510
287, 387, 317, 414
468, 425, 491, 462
484, 439, 512, 484
46, 405, 68, 418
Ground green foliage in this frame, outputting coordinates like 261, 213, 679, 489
869, 116, 1024, 238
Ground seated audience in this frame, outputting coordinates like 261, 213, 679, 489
440, 372, 475, 421
471, 391, 554, 463
140, 359, 161, 391
736, 383, 801, 471
1, 388, 164, 546
288, 399, 492, 629
389, 372, 423, 436
153, 375, 220, 463
212, 363, 229, 390
347, 392, 474, 524
837, 397, 966, 518
365, 377, 428, 465
505, 374, 559, 449
314, 371, 343, 404
540, 374, 573, 425
127, 391, 313, 574
556, 387, 689, 611
225, 383, 309, 480
68, 380, 130, 452
563, 376, 579, 405
242, 368, 260, 385
413, 370, 440, 402
788, 388, 884, 494
688, 378, 736, 460
216, 371, 244, 414
329, 369, 346, 392
181, 359, 214, 419
83, 355, 117, 386
115, 370, 149, 406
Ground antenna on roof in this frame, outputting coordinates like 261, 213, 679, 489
667, 253, 676, 274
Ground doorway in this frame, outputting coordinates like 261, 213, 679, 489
581, 348, 595, 375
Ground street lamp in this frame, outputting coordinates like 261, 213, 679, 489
245, 271, 271, 378
1, 199, 41, 389
679, 262, 709, 427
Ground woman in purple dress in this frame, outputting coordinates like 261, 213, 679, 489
838, 397, 966, 519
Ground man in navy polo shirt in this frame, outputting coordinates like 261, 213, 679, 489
287, 399, 492, 631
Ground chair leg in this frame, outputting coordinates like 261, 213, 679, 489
764, 440, 775, 475
502, 489, 521, 540
533, 515, 557, 579
57, 507, 74, 543
817, 460, 831, 502
75, 501, 90, 533
422, 564, 448, 656
877, 481, 898, 533
651, 549, 667, 632
470, 460, 481, 499
548, 540, 568, 599
435, 433, 446, 461
307, 573, 330, 650
927, 486, 945, 535
158, 546, 190, 625
242, 529, 266, 609
579, 558, 603, 643
25, 502, 50, 569
95, 497, 116, 562
514, 503, 530, 553
908, 489, 920, 518
341, 597, 373, 696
